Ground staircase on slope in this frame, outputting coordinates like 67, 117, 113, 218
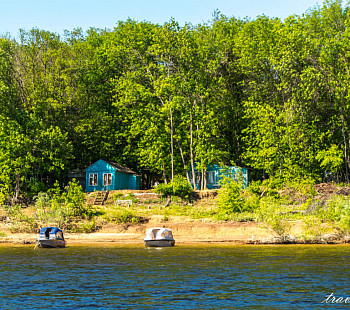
94, 191, 108, 205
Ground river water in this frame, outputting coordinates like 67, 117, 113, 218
0, 244, 349, 309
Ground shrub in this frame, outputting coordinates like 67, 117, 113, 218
49, 179, 86, 217
63, 180, 86, 216
216, 166, 253, 214
217, 180, 244, 214
34, 192, 51, 209
103, 208, 141, 224
70, 218, 97, 233
247, 180, 262, 195
154, 175, 193, 199
154, 183, 172, 197
286, 177, 317, 198
258, 197, 292, 241
6, 205, 39, 233
325, 195, 350, 236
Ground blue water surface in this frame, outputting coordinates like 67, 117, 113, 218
0, 244, 348, 309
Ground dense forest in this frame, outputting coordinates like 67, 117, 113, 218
0, 0, 349, 202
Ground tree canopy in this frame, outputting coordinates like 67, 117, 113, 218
0, 0, 349, 201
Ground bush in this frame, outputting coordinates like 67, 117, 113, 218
154, 175, 193, 199
49, 179, 86, 217
258, 197, 292, 241
70, 218, 97, 233
247, 180, 262, 195
217, 180, 244, 214
325, 195, 350, 236
103, 208, 141, 224
34, 192, 51, 209
216, 166, 255, 214
154, 183, 172, 197
6, 205, 39, 233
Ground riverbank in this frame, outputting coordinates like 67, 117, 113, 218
0, 217, 345, 245
2, 182, 350, 245
0, 219, 269, 245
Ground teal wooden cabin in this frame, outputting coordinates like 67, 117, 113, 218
189, 164, 249, 189
85, 159, 140, 192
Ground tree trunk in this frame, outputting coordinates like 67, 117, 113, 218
177, 140, 191, 184
170, 106, 174, 181
190, 112, 196, 189
162, 157, 168, 184
201, 170, 204, 190
340, 105, 349, 183
13, 173, 20, 205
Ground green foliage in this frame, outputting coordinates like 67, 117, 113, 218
34, 179, 90, 229
103, 208, 141, 224
124, 193, 139, 204
324, 195, 350, 235
62, 180, 86, 217
6, 205, 39, 233
34, 192, 51, 209
1, 1, 350, 199
154, 183, 173, 197
247, 180, 262, 195
111, 192, 124, 202
301, 216, 328, 242
171, 175, 193, 199
216, 166, 257, 215
280, 178, 318, 201
316, 144, 344, 173
154, 175, 193, 199
258, 197, 292, 241
70, 218, 97, 233
217, 180, 244, 214
49, 179, 86, 217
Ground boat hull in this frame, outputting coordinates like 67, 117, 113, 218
144, 239, 175, 247
37, 239, 66, 248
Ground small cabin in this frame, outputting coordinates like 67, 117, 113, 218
85, 159, 141, 192
189, 164, 249, 189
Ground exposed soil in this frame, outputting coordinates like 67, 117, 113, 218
1, 218, 271, 246
2, 183, 350, 246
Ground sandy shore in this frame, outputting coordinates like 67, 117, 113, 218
0, 221, 274, 245
0, 219, 343, 245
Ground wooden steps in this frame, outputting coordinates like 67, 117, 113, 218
94, 191, 108, 205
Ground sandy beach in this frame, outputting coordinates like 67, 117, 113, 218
0, 219, 276, 245
1, 218, 338, 245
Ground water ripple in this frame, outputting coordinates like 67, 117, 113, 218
0, 245, 348, 309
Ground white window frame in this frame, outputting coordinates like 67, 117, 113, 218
103, 173, 112, 186
89, 173, 98, 186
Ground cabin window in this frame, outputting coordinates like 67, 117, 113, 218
103, 173, 112, 186
206, 171, 216, 184
89, 173, 98, 186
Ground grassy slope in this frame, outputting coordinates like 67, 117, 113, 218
1, 183, 350, 244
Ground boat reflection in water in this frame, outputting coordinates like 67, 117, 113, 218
143, 227, 175, 247
36, 227, 66, 248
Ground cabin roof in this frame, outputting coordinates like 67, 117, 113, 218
103, 160, 138, 175
85, 159, 138, 175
